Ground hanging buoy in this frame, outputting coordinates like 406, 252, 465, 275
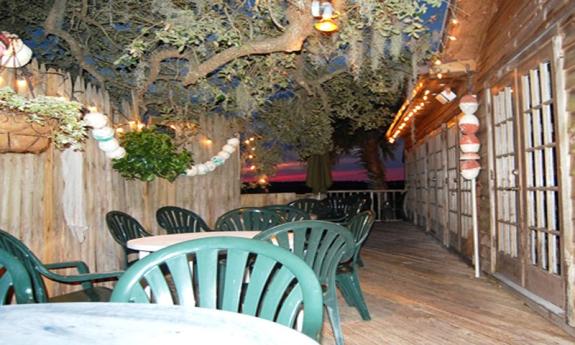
460, 134, 480, 153
0, 34, 33, 68
460, 160, 481, 180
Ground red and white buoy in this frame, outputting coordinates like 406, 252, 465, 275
459, 94, 481, 278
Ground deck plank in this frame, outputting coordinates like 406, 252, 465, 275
321, 222, 573, 345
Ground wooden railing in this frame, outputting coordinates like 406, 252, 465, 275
241, 189, 406, 222
326, 189, 406, 222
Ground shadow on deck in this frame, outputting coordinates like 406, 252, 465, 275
321, 221, 573, 345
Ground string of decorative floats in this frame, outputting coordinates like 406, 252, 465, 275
83, 111, 239, 176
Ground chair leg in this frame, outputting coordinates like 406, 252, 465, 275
336, 270, 371, 321
324, 284, 345, 345
356, 253, 364, 267
336, 274, 356, 307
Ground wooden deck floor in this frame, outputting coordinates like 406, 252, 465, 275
321, 221, 574, 345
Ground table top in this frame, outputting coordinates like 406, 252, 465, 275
0, 303, 318, 345
127, 231, 261, 252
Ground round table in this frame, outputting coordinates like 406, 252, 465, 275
128, 231, 261, 258
0, 303, 318, 345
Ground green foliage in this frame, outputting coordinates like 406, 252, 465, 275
0, 0, 441, 181
0, 87, 87, 150
112, 128, 192, 182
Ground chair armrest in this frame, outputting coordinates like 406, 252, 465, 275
42, 261, 123, 290
46, 271, 123, 284
45, 260, 91, 274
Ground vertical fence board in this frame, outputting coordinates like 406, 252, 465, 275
0, 60, 240, 297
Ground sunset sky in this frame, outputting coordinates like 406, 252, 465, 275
242, 139, 405, 183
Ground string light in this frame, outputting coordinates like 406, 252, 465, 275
250, 165, 256, 171
451, 18, 459, 25
434, 59, 442, 66
248, 154, 254, 159
437, 73, 443, 79
249, 137, 255, 142
116, 128, 124, 134
203, 138, 213, 145
448, 35, 457, 41
16, 78, 27, 92
244, 139, 250, 145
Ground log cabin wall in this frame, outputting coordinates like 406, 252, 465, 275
403, 0, 575, 328
0, 60, 240, 296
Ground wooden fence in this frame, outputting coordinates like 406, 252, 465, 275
0, 60, 240, 296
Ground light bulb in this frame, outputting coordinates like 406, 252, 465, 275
314, 18, 338, 32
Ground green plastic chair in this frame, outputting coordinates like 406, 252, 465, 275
320, 196, 367, 225
156, 206, 210, 234
0, 249, 35, 304
336, 211, 375, 320
254, 220, 354, 345
215, 207, 283, 231
288, 198, 333, 220
0, 229, 122, 303
106, 211, 152, 267
111, 237, 324, 341
265, 205, 310, 222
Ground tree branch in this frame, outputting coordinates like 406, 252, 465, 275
44, 0, 107, 86
137, 48, 188, 99
183, 5, 313, 86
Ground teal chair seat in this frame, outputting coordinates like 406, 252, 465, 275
255, 220, 354, 345
111, 237, 324, 341
215, 207, 283, 231
0, 249, 35, 304
335, 211, 375, 320
0, 229, 122, 303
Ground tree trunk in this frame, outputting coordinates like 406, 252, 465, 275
359, 132, 387, 189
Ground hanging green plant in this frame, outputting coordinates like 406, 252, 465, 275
112, 127, 192, 182
0, 87, 87, 150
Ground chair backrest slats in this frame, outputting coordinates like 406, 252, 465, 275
254, 221, 354, 286
111, 237, 323, 340
156, 206, 210, 234
347, 211, 375, 262
265, 205, 310, 222
106, 211, 151, 249
215, 207, 283, 231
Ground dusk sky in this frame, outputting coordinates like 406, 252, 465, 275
242, 139, 405, 183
